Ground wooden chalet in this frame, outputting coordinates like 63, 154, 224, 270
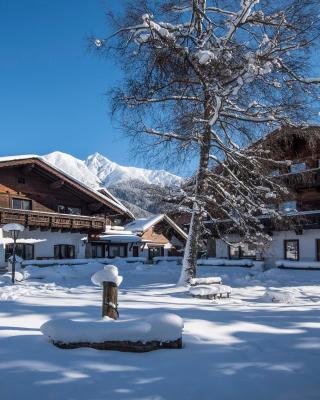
0, 155, 134, 264
88, 214, 187, 261
211, 125, 320, 266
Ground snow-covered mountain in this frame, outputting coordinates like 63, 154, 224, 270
42, 151, 182, 216
86, 152, 182, 187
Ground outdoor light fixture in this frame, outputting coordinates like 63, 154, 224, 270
3, 223, 25, 284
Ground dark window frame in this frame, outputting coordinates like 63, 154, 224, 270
12, 197, 32, 211
284, 239, 299, 261
108, 243, 128, 258
132, 245, 139, 257
91, 243, 106, 259
57, 205, 82, 215
228, 244, 256, 259
5, 243, 34, 261
17, 177, 25, 184
316, 239, 320, 262
54, 244, 75, 259
148, 245, 164, 260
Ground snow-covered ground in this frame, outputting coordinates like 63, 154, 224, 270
1, 261, 320, 400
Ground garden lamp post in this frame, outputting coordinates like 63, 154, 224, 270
3, 223, 24, 284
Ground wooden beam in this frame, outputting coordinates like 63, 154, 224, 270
49, 180, 64, 189
21, 164, 35, 175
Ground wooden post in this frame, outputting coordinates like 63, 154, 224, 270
102, 281, 119, 320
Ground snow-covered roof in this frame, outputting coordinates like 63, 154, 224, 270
0, 154, 134, 219
124, 214, 187, 240
95, 234, 142, 243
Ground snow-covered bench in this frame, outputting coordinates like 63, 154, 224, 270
276, 260, 320, 270
189, 277, 222, 286
189, 285, 232, 299
197, 258, 255, 268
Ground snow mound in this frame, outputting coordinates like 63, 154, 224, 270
24, 262, 106, 283
91, 265, 123, 287
263, 289, 295, 303
0, 272, 24, 285
190, 277, 222, 285
276, 260, 320, 270
41, 312, 183, 343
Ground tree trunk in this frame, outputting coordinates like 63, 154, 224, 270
178, 93, 212, 285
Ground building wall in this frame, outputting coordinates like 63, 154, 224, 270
215, 229, 320, 268
0, 228, 86, 266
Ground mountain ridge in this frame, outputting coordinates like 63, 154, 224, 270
42, 151, 182, 217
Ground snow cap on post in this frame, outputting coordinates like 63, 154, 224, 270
91, 265, 123, 287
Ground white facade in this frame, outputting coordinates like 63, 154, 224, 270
0, 228, 86, 266
215, 229, 320, 268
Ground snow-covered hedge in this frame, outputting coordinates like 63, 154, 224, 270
21, 257, 147, 268
41, 313, 183, 343
21, 258, 112, 267
23, 262, 105, 282
197, 258, 255, 267
276, 260, 320, 270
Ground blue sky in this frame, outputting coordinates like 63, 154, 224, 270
0, 1, 135, 165
0, 1, 319, 176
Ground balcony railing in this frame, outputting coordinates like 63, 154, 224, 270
0, 207, 106, 232
275, 168, 320, 189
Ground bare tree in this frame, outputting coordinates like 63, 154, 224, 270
95, 0, 320, 284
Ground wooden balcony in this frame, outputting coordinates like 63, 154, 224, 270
0, 207, 106, 232
278, 169, 320, 189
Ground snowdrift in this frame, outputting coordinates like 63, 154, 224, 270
276, 260, 320, 270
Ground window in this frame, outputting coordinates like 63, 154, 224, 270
148, 246, 164, 260
57, 205, 81, 215
316, 240, 320, 262
5, 243, 34, 261
12, 198, 31, 210
279, 201, 297, 213
228, 243, 256, 259
108, 244, 127, 258
290, 163, 305, 173
132, 246, 139, 257
91, 243, 106, 258
284, 240, 299, 261
271, 169, 280, 177
54, 245, 75, 259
